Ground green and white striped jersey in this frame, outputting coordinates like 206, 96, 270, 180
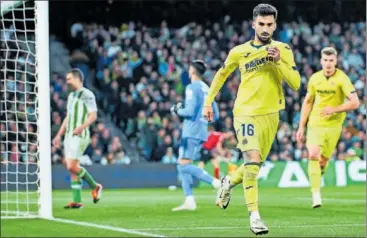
65, 87, 97, 139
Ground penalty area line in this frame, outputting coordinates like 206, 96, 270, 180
50, 217, 167, 237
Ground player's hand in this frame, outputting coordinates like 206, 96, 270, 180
321, 106, 335, 117
296, 126, 305, 144
266, 46, 280, 62
73, 126, 84, 136
52, 135, 61, 148
170, 102, 183, 115
203, 106, 214, 122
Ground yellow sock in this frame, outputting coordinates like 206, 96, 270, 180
242, 163, 261, 212
308, 160, 321, 193
230, 164, 245, 186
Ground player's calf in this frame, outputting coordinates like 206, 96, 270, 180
319, 156, 329, 176
92, 184, 103, 204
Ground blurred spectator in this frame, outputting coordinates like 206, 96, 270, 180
342, 148, 361, 162
162, 147, 178, 164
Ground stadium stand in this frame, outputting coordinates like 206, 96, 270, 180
1, 2, 365, 165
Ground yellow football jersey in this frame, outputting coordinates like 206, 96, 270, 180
307, 69, 356, 127
204, 40, 300, 117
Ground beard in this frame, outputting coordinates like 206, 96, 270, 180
67, 84, 76, 91
256, 32, 272, 44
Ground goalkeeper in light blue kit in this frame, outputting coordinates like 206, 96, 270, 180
170, 60, 221, 211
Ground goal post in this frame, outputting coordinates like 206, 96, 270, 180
1, 0, 52, 219
35, 0, 53, 219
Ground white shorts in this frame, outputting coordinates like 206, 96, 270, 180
64, 136, 90, 160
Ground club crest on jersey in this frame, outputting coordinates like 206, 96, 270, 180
244, 52, 251, 58
242, 138, 248, 145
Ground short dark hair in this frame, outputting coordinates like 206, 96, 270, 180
67, 68, 84, 82
191, 60, 207, 76
253, 4, 278, 20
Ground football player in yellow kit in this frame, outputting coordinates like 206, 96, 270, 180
296, 47, 360, 208
203, 3, 301, 235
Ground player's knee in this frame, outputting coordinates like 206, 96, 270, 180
178, 158, 192, 165
65, 162, 73, 172
307, 146, 321, 160
242, 150, 261, 163
308, 151, 320, 160
65, 160, 78, 173
176, 163, 186, 173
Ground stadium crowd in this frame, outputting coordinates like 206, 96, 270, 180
0, 34, 130, 165
1, 17, 365, 165
69, 18, 366, 163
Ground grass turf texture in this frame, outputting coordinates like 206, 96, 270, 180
1, 185, 365, 237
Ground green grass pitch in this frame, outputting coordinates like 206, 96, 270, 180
1, 185, 366, 237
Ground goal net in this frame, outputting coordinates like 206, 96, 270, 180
1, 0, 52, 219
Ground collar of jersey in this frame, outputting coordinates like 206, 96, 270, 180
74, 87, 84, 93
324, 68, 338, 80
250, 39, 272, 49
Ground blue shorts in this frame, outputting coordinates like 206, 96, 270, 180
179, 138, 203, 161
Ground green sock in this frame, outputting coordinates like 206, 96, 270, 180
77, 167, 97, 189
71, 180, 82, 203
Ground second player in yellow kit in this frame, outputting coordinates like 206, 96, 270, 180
306, 68, 355, 158
202, 3, 301, 235
297, 47, 360, 209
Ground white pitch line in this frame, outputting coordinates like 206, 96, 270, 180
295, 197, 366, 203
135, 223, 366, 231
51, 218, 166, 237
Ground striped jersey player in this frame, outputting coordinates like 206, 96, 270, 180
52, 68, 102, 209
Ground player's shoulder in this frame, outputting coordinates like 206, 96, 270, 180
80, 88, 96, 102
81, 87, 95, 97
199, 80, 209, 90
229, 42, 249, 55
309, 70, 323, 82
335, 68, 349, 80
188, 81, 208, 92
272, 40, 293, 51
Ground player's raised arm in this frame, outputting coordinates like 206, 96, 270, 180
270, 44, 301, 91
204, 48, 239, 107
203, 48, 239, 121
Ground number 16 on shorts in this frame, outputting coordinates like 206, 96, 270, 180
242, 124, 254, 136
239, 123, 254, 146
234, 118, 259, 152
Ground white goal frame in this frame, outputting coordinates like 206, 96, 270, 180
1, 0, 53, 219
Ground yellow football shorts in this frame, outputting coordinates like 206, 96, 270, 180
233, 112, 279, 162
306, 126, 342, 159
